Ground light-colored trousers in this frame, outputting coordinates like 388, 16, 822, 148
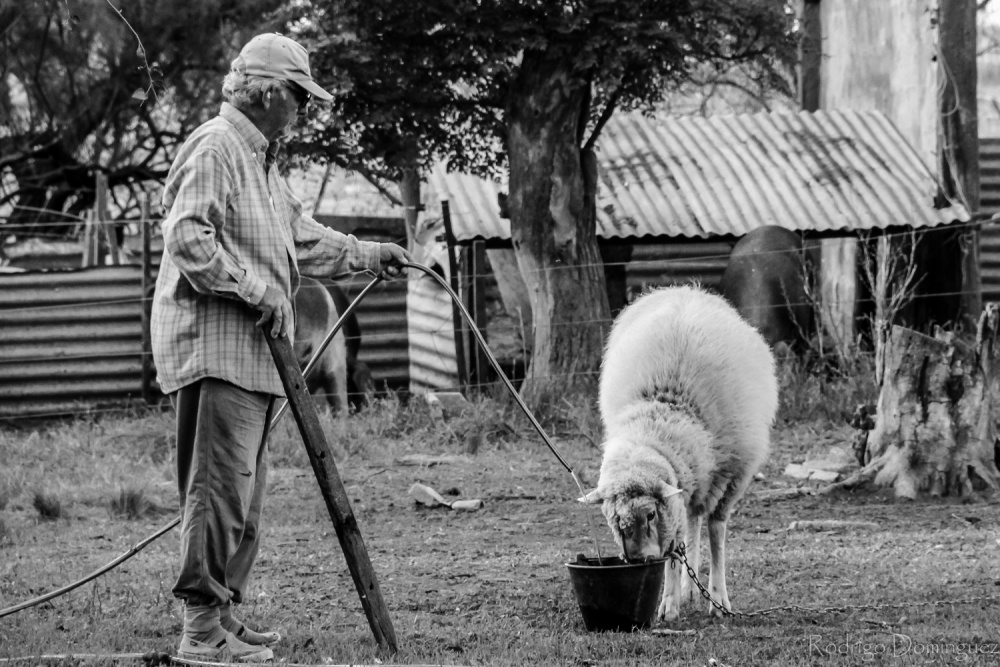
170, 378, 275, 607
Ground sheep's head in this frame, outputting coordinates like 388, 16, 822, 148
580, 481, 683, 562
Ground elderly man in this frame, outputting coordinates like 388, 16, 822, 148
151, 33, 411, 662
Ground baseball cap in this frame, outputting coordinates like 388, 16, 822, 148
239, 33, 333, 101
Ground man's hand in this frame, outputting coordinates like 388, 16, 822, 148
255, 285, 294, 339
378, 243, 414, 279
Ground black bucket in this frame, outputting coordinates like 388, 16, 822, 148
566, 555, 666, 632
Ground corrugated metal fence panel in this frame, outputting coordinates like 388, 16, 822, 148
980, 138, 1000, 303
626, 241, 732, 294
0, 266, 148, 418
337, 277, 411, 395
407, 274, 458, 393
0, 264, 411, 418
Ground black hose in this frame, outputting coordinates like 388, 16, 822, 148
0, 263, 600, 622
0, 517, 181, 619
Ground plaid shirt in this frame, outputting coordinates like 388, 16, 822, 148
151, 103, 382, 396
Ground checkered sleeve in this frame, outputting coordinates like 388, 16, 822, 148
162, 148, 268, 306
282, 182, 383, 277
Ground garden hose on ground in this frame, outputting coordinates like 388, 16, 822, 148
0, 261, 599, 624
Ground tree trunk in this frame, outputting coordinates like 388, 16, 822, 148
938, 0, 980, 331
505, 51, 610, 403
839, 307, 1000, 499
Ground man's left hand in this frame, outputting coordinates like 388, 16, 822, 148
378, 243, 413, 279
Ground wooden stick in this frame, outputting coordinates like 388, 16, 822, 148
441, 200, 468, 391
140, 192, 154, 404
264, 334, 398, 653
95, 172, 119, 266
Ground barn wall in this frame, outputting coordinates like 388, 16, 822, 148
626, 241, 731, 295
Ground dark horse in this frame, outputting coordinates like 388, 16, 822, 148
294, 277, 376, 413
719, 226, 813, 352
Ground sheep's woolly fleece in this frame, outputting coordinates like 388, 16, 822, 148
596, 284, 778, 521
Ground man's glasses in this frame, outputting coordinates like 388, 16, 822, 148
285, 82, 311, 112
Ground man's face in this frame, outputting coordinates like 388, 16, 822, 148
267, 81, 310, 138
281, 81, 310, 127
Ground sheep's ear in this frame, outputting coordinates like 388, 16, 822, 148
658, 483, 683, 501
577, 488, 602, 504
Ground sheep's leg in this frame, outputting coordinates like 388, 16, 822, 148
681, 514, 702, 603
707, 518, 731, 616
657, 537, 683, 622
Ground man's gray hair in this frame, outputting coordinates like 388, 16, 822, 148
222, 56, 286, 111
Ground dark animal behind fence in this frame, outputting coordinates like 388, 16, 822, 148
719, 226, 813, 352
306, 278, 376, 412
294, 277, 349, 414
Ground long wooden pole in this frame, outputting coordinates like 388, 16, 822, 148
264, 334, 398, 653
95, 172, 119, 266
140, 192, 154, 404
441, 200, 469, 391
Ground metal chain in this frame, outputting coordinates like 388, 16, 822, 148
666, 543, 1000, 619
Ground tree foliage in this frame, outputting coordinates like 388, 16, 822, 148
288, 0, 797, 397
288, 0, 797, 183
0, 0, 284, 235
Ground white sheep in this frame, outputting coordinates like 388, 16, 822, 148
582, 285, 777, 620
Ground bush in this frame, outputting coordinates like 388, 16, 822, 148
775, 348, 878, 424
109, 487, 153, 520
33, 491, 63, 521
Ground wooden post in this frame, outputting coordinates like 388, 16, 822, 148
469, 239, 489, 388
95, 173, 120, 266
81, 210, 96, 267
264, 334, 398, 653
441, 200, 469, 391
400, 162, 420, 252
140, 192, 154, 404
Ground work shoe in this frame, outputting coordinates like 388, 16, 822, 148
177, 631, 274, 662
232, 623, 281, 646
220, 605, 282, 646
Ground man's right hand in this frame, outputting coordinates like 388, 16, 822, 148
255, 285, 293, 339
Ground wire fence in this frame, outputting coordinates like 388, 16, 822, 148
0, 252, 992, 370
3, 212, 999, 421
3, 213, 999, 295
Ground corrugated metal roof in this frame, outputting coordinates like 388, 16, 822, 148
427, 109, 969, 243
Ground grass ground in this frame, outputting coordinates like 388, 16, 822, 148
1, 382, 999, 666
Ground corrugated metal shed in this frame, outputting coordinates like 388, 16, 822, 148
0, 267, 151, 418
428, 109, 969, 243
